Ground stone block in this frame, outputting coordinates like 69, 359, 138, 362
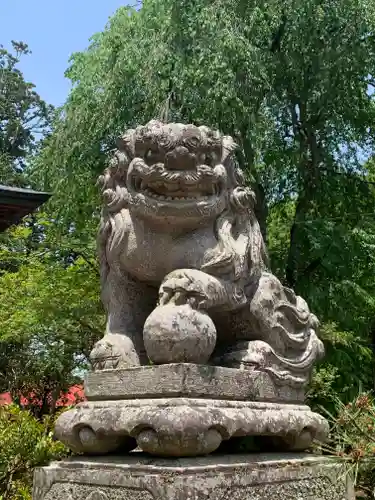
84, 364, 304, 403
33, 453, 354, 500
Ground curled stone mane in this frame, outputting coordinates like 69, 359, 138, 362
201, 139, 268, 281
97, 146, 132, 292
97, 121, 268, 291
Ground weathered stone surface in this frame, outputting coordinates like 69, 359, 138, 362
93, 120, 324, 390
143, 304, 217, 364
85, 364, 305, 403
54, 399, 328, 457
39, 484, 152, 500
33, 453, 354, 500
50, 121, 330, 462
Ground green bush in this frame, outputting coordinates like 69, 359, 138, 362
319, 393, 375, 499
0, 405, 68, 500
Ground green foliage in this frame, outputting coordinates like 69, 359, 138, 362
268, 174, 375, 403
0, 219, 103, 413
0, 41, 101, 418
0, 405, 68, 500
266, 200, 295, 276
0, 41, 53, 187
319, 393, 375, 499
308, 323, 373, 411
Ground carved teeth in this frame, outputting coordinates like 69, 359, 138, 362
141, 188, 212, 202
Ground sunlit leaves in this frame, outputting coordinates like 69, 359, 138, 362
0, 223, 103, 405
0, 406, 67, 499
0, 42, 53, 187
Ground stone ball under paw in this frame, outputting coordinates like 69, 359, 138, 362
143, 304, 217, 364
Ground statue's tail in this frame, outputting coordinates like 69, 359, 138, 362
216, 333, 324, 388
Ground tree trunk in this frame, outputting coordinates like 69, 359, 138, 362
284, 95, 322, 290
285, 196, 306, 288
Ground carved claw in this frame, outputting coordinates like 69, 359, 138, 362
159, 282, 207, 309
158, 269, 223, 310
90, 334, 142, 370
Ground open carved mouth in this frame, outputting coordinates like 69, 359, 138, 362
130, 176, 221, 202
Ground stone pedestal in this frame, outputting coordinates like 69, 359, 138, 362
33, 453, 354, 500
32, 120, 346, 499
54, 364, 329, 457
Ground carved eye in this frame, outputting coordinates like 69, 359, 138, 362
145, 148, 160, 163
200, 152, 215, 166
185, 137, 199, 148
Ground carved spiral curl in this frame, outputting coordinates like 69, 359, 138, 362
202, 135, 268, 281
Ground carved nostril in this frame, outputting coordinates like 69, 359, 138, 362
165, 147, 197, 171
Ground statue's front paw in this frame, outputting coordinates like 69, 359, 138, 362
90, 334, 141, 370
158, 269, 221, 310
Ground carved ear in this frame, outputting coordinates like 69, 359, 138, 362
116, 129, 135, 158
221, 136, 238, 166
221, 136, 247, 190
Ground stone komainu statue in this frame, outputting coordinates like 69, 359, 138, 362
91, 120, 324, 389
54, 120, 328, 458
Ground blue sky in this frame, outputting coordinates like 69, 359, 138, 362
0, 0, 129, 107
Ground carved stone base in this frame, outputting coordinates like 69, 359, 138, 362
84, 363, 305, 403
55, 364, 328, 457
33, 453, 354, 500
55, 398, 328, 457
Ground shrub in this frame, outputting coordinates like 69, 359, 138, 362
320, 393, 375, 499
0, 405, 68, 500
